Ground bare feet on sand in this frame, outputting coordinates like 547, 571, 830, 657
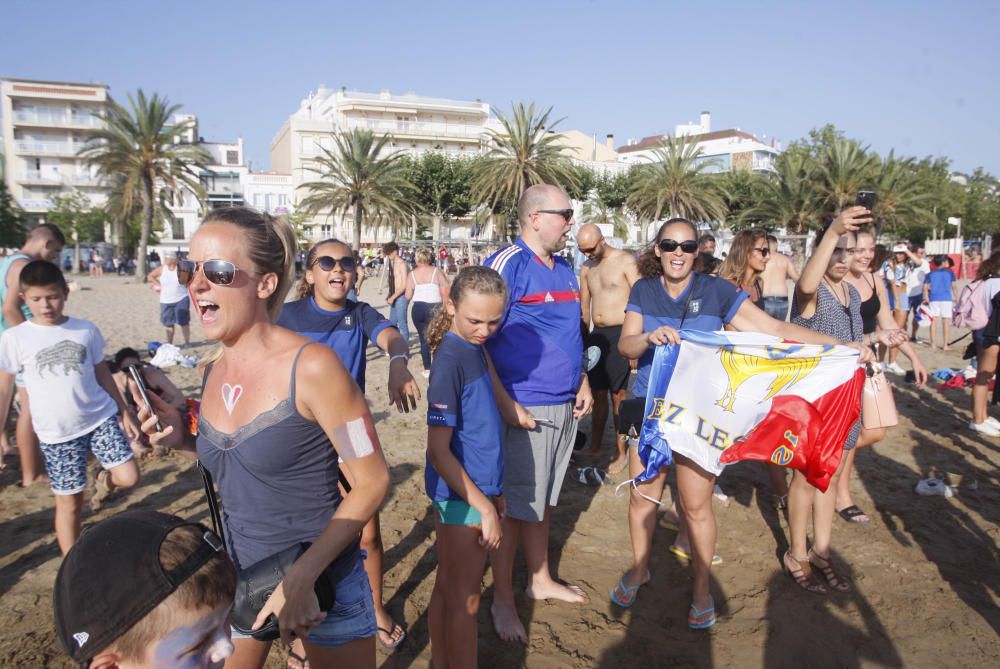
607, 453, 628, 475
525, 580, 588, 603
20, 474, 48, 488
491, 600, 527, 643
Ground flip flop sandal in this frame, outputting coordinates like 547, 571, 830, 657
669, 544, 723, 566
658, 516, 679, 531
286, 651, 309, 669
573, 466, 610, 487
688, 597, 717, 630
610, 575, 647, 608
837, 505, 871, 524
377, 622, 407, 649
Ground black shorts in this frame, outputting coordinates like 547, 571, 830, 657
586, 325, 630, 393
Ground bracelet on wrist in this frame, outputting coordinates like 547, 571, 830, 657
389, 354, 409, 364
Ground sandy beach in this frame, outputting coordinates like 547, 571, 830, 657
0, 274, 997, 668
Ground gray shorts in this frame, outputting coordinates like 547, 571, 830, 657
503, 402, 577, 522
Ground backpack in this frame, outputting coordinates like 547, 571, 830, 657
953, 280, 991, 330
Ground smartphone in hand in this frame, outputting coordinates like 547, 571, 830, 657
127, 365, 162, 432
855, 190, 877, 211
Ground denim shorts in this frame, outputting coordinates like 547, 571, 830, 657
231, 553, 376, 647
40, 415, 132, 495
160, 297, 191, 326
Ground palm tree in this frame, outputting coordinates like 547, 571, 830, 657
625, 136, 729, 239
749, 151, 824, 233
816, 137, 878, 212
298, 129, 418, 251
79, 90, 209, 280
471, 102, 578, 239
870, 152, 935, 237
580, 195, 630, 240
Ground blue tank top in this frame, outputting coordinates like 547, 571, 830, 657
0, 254, 32, 332
196, 343, 360, 572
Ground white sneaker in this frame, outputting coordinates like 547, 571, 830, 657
985, 416, 1000, 430
969, 420, 1000, 437
886, 362, 906, 375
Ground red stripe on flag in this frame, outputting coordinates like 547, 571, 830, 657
519, 290, 580, 304
719, 367, 864, 491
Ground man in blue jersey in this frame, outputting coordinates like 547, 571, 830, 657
486, 184, 593, 643
0, 223, 65, 485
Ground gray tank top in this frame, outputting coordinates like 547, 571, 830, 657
197, 343, 360, 571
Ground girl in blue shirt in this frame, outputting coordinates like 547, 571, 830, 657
611, 218, 871, 629
424, 266, 534, 668
278, 238, 419, 652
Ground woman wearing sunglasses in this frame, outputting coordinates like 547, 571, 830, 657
135, 209, 390, 668
610, 217, 873, 629
277, 237, 418, 657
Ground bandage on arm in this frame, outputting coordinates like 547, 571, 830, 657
332, 416, 376, 461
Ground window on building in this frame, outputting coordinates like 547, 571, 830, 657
171, 218, 185, 240
320, 224, 332, 237
226, 150, 239, 165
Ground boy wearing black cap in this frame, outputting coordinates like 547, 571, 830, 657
54, 509, 238, 668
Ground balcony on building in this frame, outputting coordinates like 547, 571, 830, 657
15, 140, 89, 157
17, 171, 62, 185
13, 108, 104, 129
341, 118, 486, 141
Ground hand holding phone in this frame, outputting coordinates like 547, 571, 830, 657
855, 190, 877, 211
127, 365, 162, 432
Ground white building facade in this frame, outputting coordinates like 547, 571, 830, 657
271, 87, 494, 243
0, 78, 110, 223
156, 115, 249, 256
617, 111, 780, 174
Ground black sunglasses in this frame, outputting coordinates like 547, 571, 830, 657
657, 239, 699, 254
313, 255, 356, 272
535, 208, 574, 222
753, 246, 771, 257
178, 259, 243, 286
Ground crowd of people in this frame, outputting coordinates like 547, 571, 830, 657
0, 186, 997, 668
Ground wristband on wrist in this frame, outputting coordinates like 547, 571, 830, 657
389, 354, 408, 364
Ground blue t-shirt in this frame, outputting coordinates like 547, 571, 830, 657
485, 238, 583, 406
924, 268, 956, 302
425, 331, 504, 501
277, 297, 394, 391
626, 273, 748, 396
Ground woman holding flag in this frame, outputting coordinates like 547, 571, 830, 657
787, 209, 907, 594
610, 217, 874, 628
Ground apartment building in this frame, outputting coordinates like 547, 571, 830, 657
617, 111, 780, 173
156, 114, 248, 256
245, 172, 293, 216
0, 78, 110, 224
271, 86, 493, 242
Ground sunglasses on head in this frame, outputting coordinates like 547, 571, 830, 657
178, 259, 243, 286
312, 255, 356, 272
535, 208, 574, 222
657, 239, 699, 254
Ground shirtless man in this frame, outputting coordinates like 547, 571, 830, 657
578, 224, 639, 474
383, 241, 411, 343
760, 235, 800, 321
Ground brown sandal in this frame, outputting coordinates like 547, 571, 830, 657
783, 551, 826, 594
808, 549, 851, 592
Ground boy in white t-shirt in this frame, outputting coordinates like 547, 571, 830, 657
0, 260, 141, 554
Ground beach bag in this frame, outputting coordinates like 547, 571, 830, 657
862, 364, 898, 429
953, 280, 989, 330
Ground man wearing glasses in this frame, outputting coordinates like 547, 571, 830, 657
576, 223, 639, 475
485, 184, 593, 643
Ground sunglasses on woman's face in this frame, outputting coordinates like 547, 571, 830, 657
178, 259, 243, 286
312, 255, 356, 272
753, 246, 771, 256
657, 239, 699, 254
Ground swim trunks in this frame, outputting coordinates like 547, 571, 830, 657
586, 324, 629, 393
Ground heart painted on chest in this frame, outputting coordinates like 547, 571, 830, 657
221, 383, 244, 416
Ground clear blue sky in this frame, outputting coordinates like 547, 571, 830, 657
3, 0, 998, 175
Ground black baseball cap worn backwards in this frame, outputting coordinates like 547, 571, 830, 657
53, 509, 225, 665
